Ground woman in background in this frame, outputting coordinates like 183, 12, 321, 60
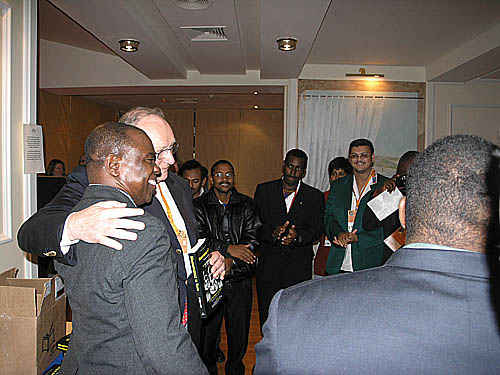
47, 159, 66, 177
313, 157, 352, 276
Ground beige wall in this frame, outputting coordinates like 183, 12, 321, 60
428, 80, 500, 144
0, 0, 35, 278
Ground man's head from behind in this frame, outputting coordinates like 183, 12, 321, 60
402, 135, 498, 252
179, 159, 208, 198
119, 107, 177, 182
85, 122, 159, 206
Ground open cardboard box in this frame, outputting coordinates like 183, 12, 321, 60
0, 268, 66, 375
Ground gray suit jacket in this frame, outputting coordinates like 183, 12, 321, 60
255, 246, 500, 375
56, 185, 207, 375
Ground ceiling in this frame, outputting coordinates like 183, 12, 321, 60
39, 0, 500, 110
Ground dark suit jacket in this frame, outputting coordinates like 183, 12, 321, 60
255, 247, 500, 374
254, 179, 324, 271
324, 172, 387, 274
56, 185, 207, 375
17, 166, 202, 344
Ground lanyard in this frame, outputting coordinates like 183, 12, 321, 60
352, 169, 376, 209
158, 183, 189, 253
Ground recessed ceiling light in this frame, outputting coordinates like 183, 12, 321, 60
277, 37, 297, 51
253, 105, 259, 109
253, 91, 258, 95
119, 39, 140, 52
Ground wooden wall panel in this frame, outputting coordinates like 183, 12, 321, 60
196, 110, 283, 197
163, 110, 194, 167
39, 90, 117, 173
196, 110, 240, 181
238, 110, 283, 196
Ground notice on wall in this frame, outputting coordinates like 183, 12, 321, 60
23, 124, 45, 174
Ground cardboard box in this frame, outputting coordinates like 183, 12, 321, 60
0, 268, 66, 375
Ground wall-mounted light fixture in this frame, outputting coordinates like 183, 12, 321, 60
345, 67, 384, 78
277, 37, 297, 51
119, 39, 140, 52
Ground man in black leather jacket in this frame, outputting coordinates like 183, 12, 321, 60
193, 160, 262, 375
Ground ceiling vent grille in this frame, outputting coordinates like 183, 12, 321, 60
180, 26, 228, 41
176, 0, 212, 10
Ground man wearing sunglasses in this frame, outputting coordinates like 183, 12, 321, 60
18, 106, 225, 351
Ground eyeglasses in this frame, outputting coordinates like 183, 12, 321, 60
349, 153, 371, 161
213, 172, 234, 179
155, 142, 179, 160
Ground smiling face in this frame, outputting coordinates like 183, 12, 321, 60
118, 131, 160, 206
211, 163, 234, 196
135, 115, 176, 182
282, 155, 306, 189
349, 145, 374, 175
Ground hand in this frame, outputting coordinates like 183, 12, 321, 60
224, 258, 233, 274
281, 225, 297, 246
227, 244, 256, 264
333, 230, 358, 248
209, 251, 226, 279
66, 201, 145, 250
272, 221, 290, 240
372, 175, 397, 198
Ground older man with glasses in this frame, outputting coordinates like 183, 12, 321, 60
324, 138, 388, 275
18, 106, 225, 352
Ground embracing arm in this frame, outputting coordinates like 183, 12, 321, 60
17, 168, 87, 260
121, 220, 207, 374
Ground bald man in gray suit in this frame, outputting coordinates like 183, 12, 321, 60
56, 122, 207, 374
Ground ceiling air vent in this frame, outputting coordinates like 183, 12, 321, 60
176, 0, 212, 10
180, 26, 228, 41
176, 98, 199, 104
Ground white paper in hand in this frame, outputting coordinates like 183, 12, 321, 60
367, 188, 403, 221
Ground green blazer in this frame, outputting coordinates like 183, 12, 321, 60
324, 172, 387, 274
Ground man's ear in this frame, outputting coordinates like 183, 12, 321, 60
105, 154, 122, 177
209, 176, 213, 187
399, 196, 406, 228
202, 177, 207, 186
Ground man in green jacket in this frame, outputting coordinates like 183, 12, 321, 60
324, 138, 388, 274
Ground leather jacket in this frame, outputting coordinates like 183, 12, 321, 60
193, 188, 262, 281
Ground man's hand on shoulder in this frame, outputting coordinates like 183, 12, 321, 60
209, 251, 226, 279
67, 201, 145, 250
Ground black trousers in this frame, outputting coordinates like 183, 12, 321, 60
256, 252, 312, 331
187, 276, 202, 351
201, 278, 253, 375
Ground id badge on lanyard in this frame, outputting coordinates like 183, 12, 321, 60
347, 209, 356, 232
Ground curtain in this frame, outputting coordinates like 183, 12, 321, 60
298, 96, 385, 192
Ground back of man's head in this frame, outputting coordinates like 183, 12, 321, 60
405, 135, 497, 251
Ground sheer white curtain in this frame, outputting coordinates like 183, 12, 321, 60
298, 95, 385, 191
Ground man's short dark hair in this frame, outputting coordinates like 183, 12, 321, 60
348, 139, 374, 155
211, 160, 234, 175
285, 149, 308, 167
328, 157, 352, 176
85, 122, 145, 169
406, 135, 497, 241
119, 107, 165, 126
179, 159, 205, 178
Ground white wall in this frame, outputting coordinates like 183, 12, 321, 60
427, 80, 500, 145
0, 0, 37, 278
